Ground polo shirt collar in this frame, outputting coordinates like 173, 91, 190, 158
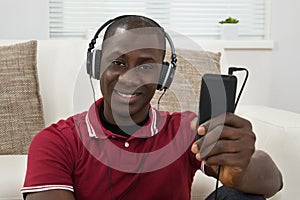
85, 98, 160, 140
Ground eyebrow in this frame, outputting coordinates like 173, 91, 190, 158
109, 50, 158, 63
137, 56, 157, 63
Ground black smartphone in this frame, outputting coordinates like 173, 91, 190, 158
196, 74, 237, 140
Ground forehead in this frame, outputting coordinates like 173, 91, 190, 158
102, 27, 165, 57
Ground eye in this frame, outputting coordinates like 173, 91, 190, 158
139, 64, 153, 71
112, 60, 125, 67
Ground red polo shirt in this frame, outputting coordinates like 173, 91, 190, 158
21, 98, 202, 199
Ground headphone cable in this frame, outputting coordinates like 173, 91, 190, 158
157, 89, 167, 111
214, 67, 249, 200
89, 76, 97, 104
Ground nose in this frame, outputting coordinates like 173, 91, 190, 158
118, 67, 142, 88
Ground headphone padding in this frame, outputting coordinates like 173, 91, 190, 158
86, 51, 94, 77
87, 49, 102, 79
93, 49, 102, 80
157, 62, 174, 90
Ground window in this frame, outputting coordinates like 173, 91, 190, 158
49, 0, 270, 40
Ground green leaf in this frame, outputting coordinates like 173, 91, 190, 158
219, 17, 239, 24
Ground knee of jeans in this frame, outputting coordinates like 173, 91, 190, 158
206, 186, 266, 200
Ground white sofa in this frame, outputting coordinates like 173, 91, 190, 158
0, 40, 299, 199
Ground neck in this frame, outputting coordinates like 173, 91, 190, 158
103, 103, 150, 126
99, 106, 149, 138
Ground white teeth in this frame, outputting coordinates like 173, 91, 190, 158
116, 91, 136, 98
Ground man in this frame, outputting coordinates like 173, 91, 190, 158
22, 15, 282, 200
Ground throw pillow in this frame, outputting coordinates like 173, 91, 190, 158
151, 48, 221, 113
0, 40, 45, 154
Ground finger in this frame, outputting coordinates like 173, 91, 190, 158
205, 151, 251, 169
191, 137, 204, 154
199, 125, 223, 158
200, 113, 227, 134
193, 122, 255, 160
190, 117, 198, 131
200, 113, 252, 131
190, 117, 207, 136
201, 139, 242, 160
215, 125, 242, 141
201, 125, 255, 158
193, 125, 230, 158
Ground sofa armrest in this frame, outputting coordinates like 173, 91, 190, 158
236, 105, 300, 199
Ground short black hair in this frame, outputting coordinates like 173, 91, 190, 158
102, 15, 166, 53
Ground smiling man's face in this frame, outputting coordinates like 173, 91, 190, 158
100, 27, 165, 125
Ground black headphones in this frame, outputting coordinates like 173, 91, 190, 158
86, 15, 177, 91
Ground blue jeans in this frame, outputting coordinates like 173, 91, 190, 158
205, 186, 266, 200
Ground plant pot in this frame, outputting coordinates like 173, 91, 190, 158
220, 24, 239, 40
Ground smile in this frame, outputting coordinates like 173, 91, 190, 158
115, 90, 141, 99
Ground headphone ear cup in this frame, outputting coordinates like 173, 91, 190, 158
157, 61, 175, 90
86, 51, 94, 77
93, 49, 102, 80
86, 49, 102, 80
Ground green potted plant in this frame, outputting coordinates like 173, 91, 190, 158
219, 17, 239, 40
219, 17, 239, 24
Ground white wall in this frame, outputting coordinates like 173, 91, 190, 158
223, 0, 300, 113
269, 0, 300, 113
0, 0, 49, 39
0, 0, 299, 113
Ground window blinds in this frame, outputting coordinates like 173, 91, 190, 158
49, 0, 268, 40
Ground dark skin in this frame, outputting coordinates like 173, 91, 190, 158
99, 26, 164, 126
26, 190, 75, 200
191, 113, 283, 198
26, 24, 283, 200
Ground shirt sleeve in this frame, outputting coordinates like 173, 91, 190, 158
184, 111, 204, 174
21, 119, 77, 197
187, 124, 203, 173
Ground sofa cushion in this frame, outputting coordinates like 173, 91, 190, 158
151, 49, 221, 113
0, 40, 45, 154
